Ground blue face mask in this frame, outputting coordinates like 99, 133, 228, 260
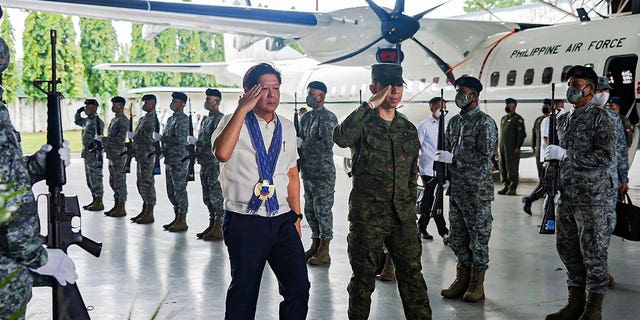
305, 95, 318, 108
566, 86, 586, 104
455, 92, 472, 109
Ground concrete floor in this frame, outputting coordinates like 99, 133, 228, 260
25, 156, 640, 320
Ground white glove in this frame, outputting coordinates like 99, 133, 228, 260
297, 137, 304, 148
59, 140, 71, 167
36, 144, 53, 167
186, 136, 197, 145
152, 132, 163, 142
126, 131, 135, 139
443, 180, 450, 190
93, 135, 103, 142
435, 150, 453, 164
30, 248, 78, 286
544, 145, 567, 161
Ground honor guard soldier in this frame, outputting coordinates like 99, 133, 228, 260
436, 76, 498, 303
155, 92, 193, 232
195, 88, 225, 241
298, 80, 339, 266
103, 96, 130, 217
544, 66, 616, 320
74, 99, 105, 211
497, 97, 526, 195
334, 63, 432, 320
522, 99, 552, 214
130, 94, 160, 224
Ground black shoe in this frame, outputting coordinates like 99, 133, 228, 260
497, 187, 509, 195
421, 231, 434, 240
522, 197, 532, 215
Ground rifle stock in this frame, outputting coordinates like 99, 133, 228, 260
183, 98, 196, 182
540, 83, 559, 234
121, 101, 134, 173
152, 112, 162, 175
430, 89, 447, 219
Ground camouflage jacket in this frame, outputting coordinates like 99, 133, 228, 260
104, 112, 129, 160
557, 102, 616, 205
334, 103, 419, 226
299, 106, 338, 180
499, 112, 526, 149
74, 111, 104, 159
161, 111, 189, 166
621, 115, 633, 147
133, 111, 160, 160
605, 108, 629, 186
196, 110, 224, 166
446, 107, 498, 202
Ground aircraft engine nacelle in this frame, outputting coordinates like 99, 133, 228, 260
265, 37, 288, 52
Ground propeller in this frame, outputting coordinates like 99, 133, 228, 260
321, 0, 455, 83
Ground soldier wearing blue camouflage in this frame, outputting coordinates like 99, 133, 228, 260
334, 64, 432, 320
544, 66, 617, 320
74, 99, 105, 211
195, 88, 225, 241
436, 76, 498, 303
157, 92, 193, 232
298, 81, 338, 266
103, 96, 130, 218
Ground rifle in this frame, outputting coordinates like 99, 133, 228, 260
430, 89, 448, 223
151, 111, 162, 175
293, 92, 301, 170
121, 100, 134, 173
32, 29, 103, 320
87, 119, 103, 168
540, 83, 559, 234
182, 98, 196, 182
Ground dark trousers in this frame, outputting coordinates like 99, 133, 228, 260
222, 210, 310, 320
418, 175, 448, 236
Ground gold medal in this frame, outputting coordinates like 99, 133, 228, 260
254, 179, 275, 200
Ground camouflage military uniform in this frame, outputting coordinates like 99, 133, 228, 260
162, 111, 190, 213
446, 107, 498, 269
556, 102, 616, 294
299, 106, 338, 240
133, 112, 160, 206
498, 112, 526, 191
621, 114, 633, 148
0, 107, 47, 319
334, 103, 431, 320
75, 110, 104, 198
104, 112, 129, 203
196, 110, 224, 220
604, 109, 628, 230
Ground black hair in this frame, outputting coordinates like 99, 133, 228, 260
242, 63, 282, 88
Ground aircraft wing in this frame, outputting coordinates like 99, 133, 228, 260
93, 62, 242, 85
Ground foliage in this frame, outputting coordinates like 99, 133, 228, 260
463, 0, 526, 13
79, 18, 119, 101
124, 23, 160, 89
0, 13, 19, 104
154, 28, 181, 87
177, 30, 223, 87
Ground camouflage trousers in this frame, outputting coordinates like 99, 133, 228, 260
347, 220, 431, 320
303, 177, 335, 240
448, 199, 493, 269
83, 157, 103, 197
200, 162, 223, 220
166, 162, 188, 213
136, 158, 156, 205
108, 158, 127, 202
556, 204, 612, 294
0, 260, 31, 320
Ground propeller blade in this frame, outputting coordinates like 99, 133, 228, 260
411, 37, 455, 84
393, 0, 405, 14
413, 1, 450, 20
320, 36, 384, 65
365, 0, 389, 21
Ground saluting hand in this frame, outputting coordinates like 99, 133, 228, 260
367, 85, 392, 109
237, 84, 263, 113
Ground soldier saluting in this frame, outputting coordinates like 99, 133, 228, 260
74, 99, 104, 211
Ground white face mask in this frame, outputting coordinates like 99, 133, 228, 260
593, 92, 610, 106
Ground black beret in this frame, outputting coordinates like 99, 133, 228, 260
142, 94, 157, 101
609, 96, 621, 105
84, 99, 99, 106
171, 91, 188, 103
505, 98, 517, 105
566, 65, 598, 85
111, 96, 126, 105
454, 76, 483, 93
307, 81, 327, 94
371, 63, 404, 86
429, 97, 446, 105
543, 98, 552, 105
205, 88, 221, 98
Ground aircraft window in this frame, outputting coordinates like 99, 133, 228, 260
340, 85, 347, 97
506, 70, 517, 86
524, 69, 534, 85
490, 72, 500, 87
542, 67, 553, 84
561, 65, 573, 82
622, 70, 633, 84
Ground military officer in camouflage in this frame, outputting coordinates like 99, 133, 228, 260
544, 66, 616, 320
436, 76, 498, 303
103, 96, 130, 218
298, 80, 338, 266
130, 94, 160, 224
497, 98, 526, 195
195, 88, 225, 241
74, 99, 105, 211
155, 92, 193, 232
609, 96, 633, 152
334, 64, 432, 320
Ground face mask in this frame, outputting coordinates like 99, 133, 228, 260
542, 106, 550, 114
170, 102, 178, 112
455, 92, 472, 110
84, 109, 92, 116
504, 106, 511, 113
111, 106, 118, 113
204, 101, 212, 111
305, 95, 318, 108
566, 87, 586, 104
593, 92, 609, 106
142, 104, 151, 112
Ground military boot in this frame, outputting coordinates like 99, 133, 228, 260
578, 292, 604, 320
203, 219, 223, 241
104, 200, 118, 216
167, 213, 188, 232
497, 186, 509, 195
463, 267, 486, 302
82, 197, 96, 210
545, 287, 586, 320
135, 204, 155, 224
522, 197, 533, 215
85, 196, 104, 211
308, 239, 331, 266
376, 255, 395, 281
441, 264, 471, 299
163, 210, 178, 230
130, 203, 147, 222
197, 219, 215, 239
305, 238, 320, 260
506, 188, 517, 196
109, 201, 127, 217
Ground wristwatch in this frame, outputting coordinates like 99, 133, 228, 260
296, 213, 303, 220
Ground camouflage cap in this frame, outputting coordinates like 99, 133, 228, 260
371, 63, 404, 86
596, 76, 612, 90
566, 65, 598, 84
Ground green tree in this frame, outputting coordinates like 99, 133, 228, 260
79, 18, 118, 100
464, 0, 526, 13
125, 23, 160, 88
154, 28, 181, 87
0, 12, 19, 104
